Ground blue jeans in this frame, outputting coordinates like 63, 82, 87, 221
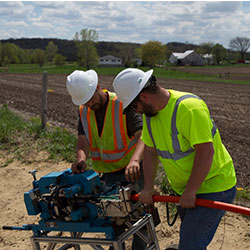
177, 186, 236, 250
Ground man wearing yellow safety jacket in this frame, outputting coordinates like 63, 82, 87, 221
113, 68, 237, 250
66, 69, 146, 250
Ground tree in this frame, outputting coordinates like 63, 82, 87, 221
211, 43, 226, 65
197, 42, 215, 55
34, 49, 46, 67
74, 28, 99, 69
46, 41, 58, 63
29, 50, 37, 64
2, 43, 20, 64
54, 54, 66, 67
229, 37, 250, 61
0, 43, 2, 66
141, 41, 166, 67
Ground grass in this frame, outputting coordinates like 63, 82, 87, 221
153, 67, 250, 85
236, 188, 250, 201
41, 126, 77, 162
0, 104, 27, 144
0, 104, 77, 165
0, 63, 124, 75
1, 63, 250, 85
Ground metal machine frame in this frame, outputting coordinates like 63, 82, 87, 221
30, 214, 160, 250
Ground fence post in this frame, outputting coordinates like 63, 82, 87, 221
41, 71, 48, 130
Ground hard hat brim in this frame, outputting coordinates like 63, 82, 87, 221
122, 69, 153, 109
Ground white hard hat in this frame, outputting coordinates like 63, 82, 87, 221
66, 70, 98, 105
113, 68, 153, 109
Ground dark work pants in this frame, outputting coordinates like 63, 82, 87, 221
177, 186, 236, 250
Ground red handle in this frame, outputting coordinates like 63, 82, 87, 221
131, 194, 250, 216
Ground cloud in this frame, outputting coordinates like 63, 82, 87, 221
33, 22, 54, 29
33, 1, 63, 9
4, 20, 28, 27
0, 1, 249, 48
204, 1, 241, 13
0, 1, 34, 19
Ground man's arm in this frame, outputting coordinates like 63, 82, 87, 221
71, 134, 90, 174
125, 130, 144, 182
179, 142, 214, 208
139, 145, 159, 204
124, 106, 144, 182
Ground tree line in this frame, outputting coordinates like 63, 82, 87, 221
1, 28, 250, 68
0, 41, 66, 67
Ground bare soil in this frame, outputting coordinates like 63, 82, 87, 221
0, 68, 250, 249
0, 153, 249, 250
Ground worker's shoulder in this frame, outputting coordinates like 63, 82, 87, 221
169, 90, 207, 113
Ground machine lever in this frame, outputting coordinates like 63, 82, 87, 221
29, 169, 38, 181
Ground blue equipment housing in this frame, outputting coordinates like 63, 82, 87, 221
23, 169, 116, 239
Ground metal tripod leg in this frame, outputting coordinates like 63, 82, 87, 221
30, 237, 41, 250
47, 232, 63, 250
117, 214, 160, 250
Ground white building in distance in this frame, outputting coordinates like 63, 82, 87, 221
169, 50, 205, 66
203, 54, 214, 65
99, 55, 123, 67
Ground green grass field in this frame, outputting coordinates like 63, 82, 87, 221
1, 63, 250, 85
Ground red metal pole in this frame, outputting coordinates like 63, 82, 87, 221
131, 194, 250, 216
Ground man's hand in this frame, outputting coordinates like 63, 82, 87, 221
125, 160, 140, 183
71, 160, 86, 174
178, 142, 214, 208
139, 188, 159, 205
179, 190, 196, 208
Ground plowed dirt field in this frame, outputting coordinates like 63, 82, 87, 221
1, 71, 249, 188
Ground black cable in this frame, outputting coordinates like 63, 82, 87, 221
166, 202, 178, 227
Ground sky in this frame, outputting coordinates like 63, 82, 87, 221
1, 1, 250, 48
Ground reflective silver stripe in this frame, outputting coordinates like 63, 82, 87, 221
90, 137, 137, 161
81, 107, 90, 143
146, 94, 217, 160
114, 98, 125, 150
146, 116, 157, 148
211, 117, 217, 137
128, 136, 138, 150
156, 147, 195, 160
146, 116, 193, 160
91, 151, 100, 158
171, 94, 200, 152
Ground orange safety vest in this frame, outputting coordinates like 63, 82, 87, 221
79, 91, 138, 173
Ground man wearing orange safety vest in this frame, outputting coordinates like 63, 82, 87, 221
66, 69, 146, 250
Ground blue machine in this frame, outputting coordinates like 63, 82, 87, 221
4, 169, 144, 241
23, 169, 117, 239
